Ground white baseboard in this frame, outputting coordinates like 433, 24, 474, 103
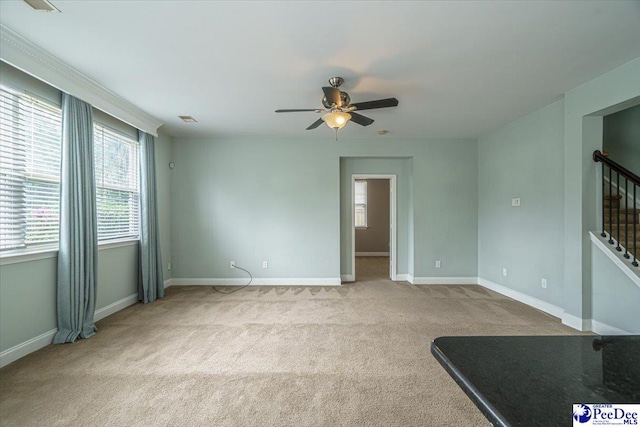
355, 252, 389, 257
589, 319, 633, 335
341, 274, 354, 282
477, 278, 636, 334
478, 277, 565, 319
0, 329, 56, 368
172, 277, 342, 287
94, 293, 138, 322
560, 312, 590, 331
396, 274, 410, 282
164, 278, 173, 289
1, 293, 140, 368
411, 276, 478, 285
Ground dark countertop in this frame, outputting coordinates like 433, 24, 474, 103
431, 335, 640, 427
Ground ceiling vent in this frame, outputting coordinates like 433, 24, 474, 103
23, 0, 60, 12
179, 116, 197, 123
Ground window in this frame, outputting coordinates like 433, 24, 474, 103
93, 123, 139, 242
0, 85, 62, 252
355, 180, 367, 228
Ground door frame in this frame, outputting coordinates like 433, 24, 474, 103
351, 174, 397, 281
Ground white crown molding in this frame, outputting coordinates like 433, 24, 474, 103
0, 25, 163, 136
172, 277, 341, 287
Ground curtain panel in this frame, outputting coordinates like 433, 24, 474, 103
53, 93, 98, 344
138, 131, 164, 303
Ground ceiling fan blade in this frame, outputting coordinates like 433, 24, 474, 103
349, 112, 374, 126
351, 97, 399, 111
275, 109, 322, 113
322, 87, 342, 107
306, 118, 324, 130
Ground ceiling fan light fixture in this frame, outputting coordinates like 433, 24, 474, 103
321, 111, 351, 129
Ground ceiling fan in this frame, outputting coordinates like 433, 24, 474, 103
275, 77, 399, 136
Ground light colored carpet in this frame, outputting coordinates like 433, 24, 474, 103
0, 257, 579, 426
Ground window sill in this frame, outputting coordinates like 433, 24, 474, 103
0, 239, 139, 265
98, 239, 139, 251
0, 246, 58, 266
355, 226, 369, 230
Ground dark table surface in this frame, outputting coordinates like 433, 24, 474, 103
431, 335, 640, 427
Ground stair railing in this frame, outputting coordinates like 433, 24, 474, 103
593, 150, 639, 267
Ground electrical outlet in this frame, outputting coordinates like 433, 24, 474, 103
512, 198, 521, 207
167, 262, 171, 271
502, 268, 507, 277
230, 261, 236, 269
541, 278, 547, 289
262, 261, 268, 269
435, 260, 441, 268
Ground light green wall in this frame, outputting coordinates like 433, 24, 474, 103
170, 137, 478, 280
478, 56, 640, 331
603, 104, 640, 174
478, 99, 565, 307
95, 244, 138, 309
563, 57, 640, 321
170, 137, 341, 279
591, 244, 640, 333
155, 130, 172, 279
0, 245, 138, 352
412, 139, 478, 278
0, 129, 172, 353
0, 257, 57, 352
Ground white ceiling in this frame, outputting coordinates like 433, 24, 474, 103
1, 1, 639, 139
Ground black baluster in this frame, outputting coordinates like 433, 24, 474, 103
616, 172, 622, 252
634, 184, 638, 267
601, 162, 606, 238
608, 166, 614, 245
624, 178, 630, 259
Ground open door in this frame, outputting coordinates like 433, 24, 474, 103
351, 174, 397, 281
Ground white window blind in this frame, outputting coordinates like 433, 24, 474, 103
93, 123, 140, 242
0, 85, 62, 251
355, 180, 367, 228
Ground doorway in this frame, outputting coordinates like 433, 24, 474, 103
351, 174, 397, 281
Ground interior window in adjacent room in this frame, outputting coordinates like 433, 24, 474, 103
355, 180, 367, 228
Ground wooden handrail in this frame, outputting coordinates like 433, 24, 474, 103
593, 150, 640, 186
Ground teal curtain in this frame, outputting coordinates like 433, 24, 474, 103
138, 131, 164, 303
53, 93, 98, 344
